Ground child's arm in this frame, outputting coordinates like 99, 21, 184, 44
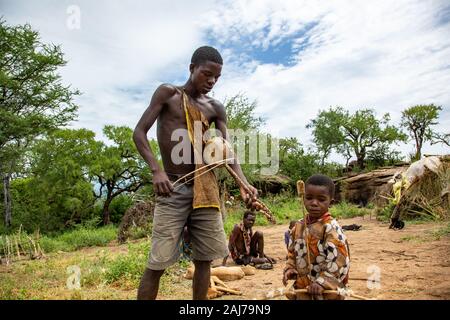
283, 225, 299, 286
313, 220, 350, 291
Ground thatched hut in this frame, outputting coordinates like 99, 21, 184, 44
333, 155, 449, 220
394, 155, 449, 219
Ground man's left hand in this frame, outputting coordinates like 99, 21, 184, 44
240, 185, 259, 210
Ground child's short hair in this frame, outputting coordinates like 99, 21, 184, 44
243, 210, 256, 219
305, 174, 335, 197
289, 220, 296, 229
191, 46, 223, 65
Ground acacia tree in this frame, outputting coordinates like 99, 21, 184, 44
17, 129, 100, 231
401, 104, 444, 160
91, 126, 152, 225
306, 109, 344, 166
279, 137, 319, 182
431, 132, 450, 147
308, 107, 406, 170
13, 127, 154, 230
219, 93, 265, 184
0, 20, 79, 227
224, 94, 265, 131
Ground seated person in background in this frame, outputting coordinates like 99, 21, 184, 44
222, 211, 276, 268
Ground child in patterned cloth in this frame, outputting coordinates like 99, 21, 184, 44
283, 174, 350, 300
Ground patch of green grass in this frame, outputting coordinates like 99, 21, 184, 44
266, 195, 303, 223
102, 240, 189, 294
223, 210, 244, 236
429, 222, 450, 240
0, 276, 25, 300
0, 225, 118, 259
401, 222, 450, 243
103, 241, 149, 286
375, 202, 395, 222
38, 237, 70, 253
404, 216, 435, 225
400, 235, 424, 243
1, 238, 157, 300
48, 225, 117, 251
79, 249, 110, 288
330, 201, 372, 219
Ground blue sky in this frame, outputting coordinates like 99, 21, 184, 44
1, 0, 449, 163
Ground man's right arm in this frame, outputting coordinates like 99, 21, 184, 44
133, 84, 176, 196
228, 224, 239, 252
222, 224, 239, 266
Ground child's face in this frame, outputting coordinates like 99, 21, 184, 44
303, 184, 332, 218
190, 61, 222, 94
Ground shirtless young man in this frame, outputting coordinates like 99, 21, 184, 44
133, 46, 258, 300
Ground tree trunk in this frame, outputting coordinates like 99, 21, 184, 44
415, 139, 422, 161
102, 197, 112, 225
413, 130, 422, 161
357, 153, 365, 170
3, 173, 12, 227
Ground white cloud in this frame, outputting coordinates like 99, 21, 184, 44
1, 0, 214, 140
2, 0, 449, 161
209, 0, 450, 160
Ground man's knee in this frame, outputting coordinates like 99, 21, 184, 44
193, 260, 212, 269
254, 230, 264, 239
141, 267, 165, 280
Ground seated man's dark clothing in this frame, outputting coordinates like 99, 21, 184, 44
226, 212, 275, 267
229, 222, 262, 265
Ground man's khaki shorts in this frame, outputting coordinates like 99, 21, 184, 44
147, 182, 229, 270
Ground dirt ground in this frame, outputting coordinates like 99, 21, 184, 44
171, 216, 450, 300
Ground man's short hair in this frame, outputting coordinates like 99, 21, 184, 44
243, 210, 256, 219
191, 46, 223, 65
305, 174, 335, 197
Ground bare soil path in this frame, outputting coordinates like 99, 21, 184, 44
170, 216, 450, 300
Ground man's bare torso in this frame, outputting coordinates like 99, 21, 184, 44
157, 85, 221, 175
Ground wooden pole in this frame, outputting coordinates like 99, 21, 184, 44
256, 286, 372, 300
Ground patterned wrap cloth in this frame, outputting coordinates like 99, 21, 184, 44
284, 212, 350, 300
